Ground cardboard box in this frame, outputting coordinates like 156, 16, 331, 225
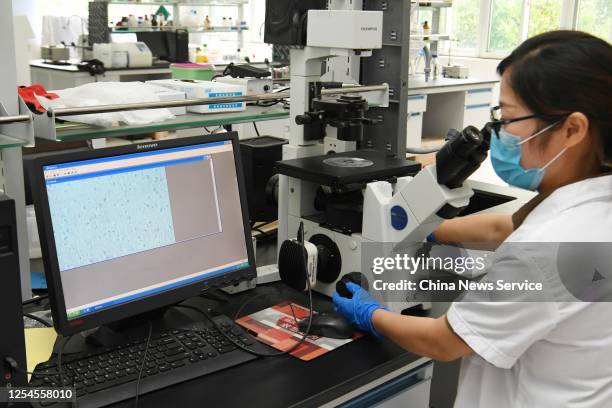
146, 79, 246, 114
145, 83, 187, 116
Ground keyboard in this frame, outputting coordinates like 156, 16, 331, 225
30, 315, 262, 407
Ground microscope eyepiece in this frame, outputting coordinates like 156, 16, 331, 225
435, 124, 490, 189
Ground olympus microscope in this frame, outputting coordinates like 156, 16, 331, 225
267, 2, 494, 313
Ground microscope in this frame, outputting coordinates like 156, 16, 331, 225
266, 1, 493, 313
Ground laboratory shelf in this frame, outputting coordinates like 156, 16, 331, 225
409, 34, 451, 41
0, 135, 27, 149
107, 0, 249, 6
51, 105, 289, 142
415, 1, 453, 7
111, 26, 248, 33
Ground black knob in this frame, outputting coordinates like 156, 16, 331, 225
336, 272, 369, 299
295, 114, 312, 125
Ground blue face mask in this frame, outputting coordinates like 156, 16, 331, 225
490, 121, 567, 191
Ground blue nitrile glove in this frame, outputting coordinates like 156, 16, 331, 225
332, 282, 387, 338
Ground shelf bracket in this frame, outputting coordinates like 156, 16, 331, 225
0, 99, 34, 146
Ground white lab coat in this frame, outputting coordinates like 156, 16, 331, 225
447, 174, 612, 408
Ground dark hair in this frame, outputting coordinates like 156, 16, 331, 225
497, 30, 612, 166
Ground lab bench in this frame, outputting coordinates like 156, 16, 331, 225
406, 75, 499, 148
25, 282, 433, 408
29, 60, 173, 90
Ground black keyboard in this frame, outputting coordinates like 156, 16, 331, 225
30, 315, 261, 407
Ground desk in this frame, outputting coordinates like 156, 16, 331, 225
28, 283, 431, 408
406, 74, 499, 148
108, 283, 432, 408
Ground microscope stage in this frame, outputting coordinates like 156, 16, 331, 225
276, 150, 421, 187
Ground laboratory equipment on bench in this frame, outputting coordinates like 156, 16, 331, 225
27, 134, 268, 407
41, 45, 70, 64
93, 41, 153, 68
214, 63, 273, 96
443, 64, 470, 79
146, 79, 247, 113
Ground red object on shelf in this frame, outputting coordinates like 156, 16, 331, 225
18, 84, 59, 113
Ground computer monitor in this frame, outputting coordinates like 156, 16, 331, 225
30, 133, 256, 336
136, 31, 189, 62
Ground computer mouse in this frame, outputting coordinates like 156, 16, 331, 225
298, 312, 354, 339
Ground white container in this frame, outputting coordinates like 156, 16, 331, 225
214, 77, 273, 96
145, 83, 187, 115
146, 79, 246, 113
93, 43, 113, 68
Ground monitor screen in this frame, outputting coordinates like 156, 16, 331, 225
33, 134, 255, 334
136, 31, 169, 60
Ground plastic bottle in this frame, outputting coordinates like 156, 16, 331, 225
128, 14, 137, 28
196, 45, 208, 63
432, 53, 440, 78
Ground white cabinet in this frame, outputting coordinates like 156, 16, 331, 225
462, 88, 493, 129
407, 94, 427, 148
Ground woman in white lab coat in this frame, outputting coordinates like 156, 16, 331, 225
333, 30, 612, 407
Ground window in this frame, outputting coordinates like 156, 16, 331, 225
488, 0, 523, 53
576, 0, 612, 42
451, 0, 480, 51
440, 0, 611, 59
528, 0, 563, 38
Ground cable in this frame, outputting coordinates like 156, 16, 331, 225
255, 99, 284, 107
4, 357, 62, 380
22, 294, 49, 306
134, 321, 153, 408
5, 336, 72, 383
252, 122, 261, 137
172, 280, 313, 358
23, 312, 52, 327
204, 125, 224, 134
173, 222, 313, 357
58, 336, 73, 388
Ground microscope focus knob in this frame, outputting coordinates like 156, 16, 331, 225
336, 272, 369, 299
295, 114, 313, 125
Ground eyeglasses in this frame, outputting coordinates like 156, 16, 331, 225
489, 106, 566, 137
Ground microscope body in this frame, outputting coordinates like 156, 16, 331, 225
270, 5, 492, 313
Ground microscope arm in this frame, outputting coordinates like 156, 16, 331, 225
362, 165, 474, 248
362, 123, 492, 249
